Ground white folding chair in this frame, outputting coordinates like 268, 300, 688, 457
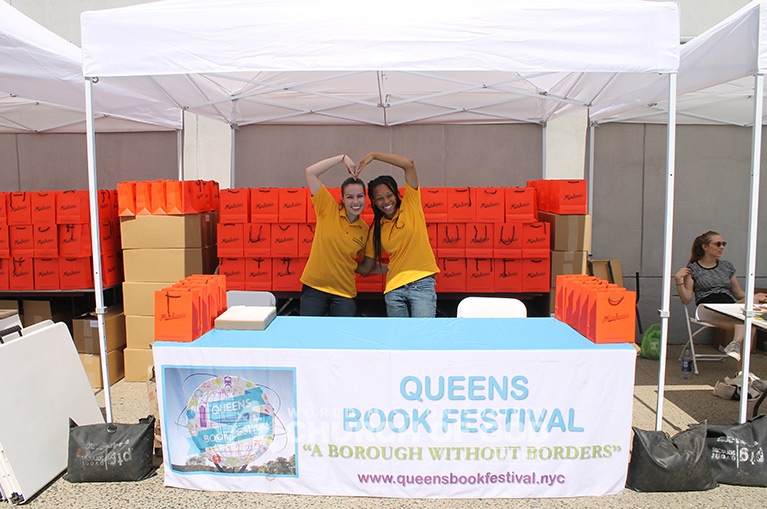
226, 290, 276, 307
456, 297, 527, 318
681, 304, 727, 375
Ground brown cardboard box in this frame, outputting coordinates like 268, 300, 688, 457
79, 349, 125, 389
123, 281, 170, 316
120, 212, 216, 249
22, 300, 52, 326
126, 314, 155, 349
0, 300, 19, 311
122, 246, 217, 282
21, 299, 72, 327
72, 306, 126, 354
550, 250, 588, 287
537, 211, 592, 252
124, 347, 155, 382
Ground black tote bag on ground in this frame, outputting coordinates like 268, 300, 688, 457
707, 413, 767, 486
626, 421, 717, 492
66, 415, 156, 483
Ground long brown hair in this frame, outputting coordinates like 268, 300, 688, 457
688, 230, 719, 264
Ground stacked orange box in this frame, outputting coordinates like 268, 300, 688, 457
215, 185, 556, 296
554, 274, 635, 344
0, 189, 122, 292
528, 179, 591, 313
118, 179, 219, 381
426, 186, 548, 294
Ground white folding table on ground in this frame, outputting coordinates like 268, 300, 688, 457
153, 316, 636, 499
0, 321, 104, 505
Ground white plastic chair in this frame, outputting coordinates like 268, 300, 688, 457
681, 304, 727, 375
226, 290, 276, 307
456, 297, 527, 318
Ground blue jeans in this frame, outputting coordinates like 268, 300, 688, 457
384, 275, 437, 317
300, 285, 357, 316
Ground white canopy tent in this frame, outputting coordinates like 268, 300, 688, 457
1, 2, 184, 422
0, 1, 180, 133
80, 0, 681, 419
589, 0, 767, 426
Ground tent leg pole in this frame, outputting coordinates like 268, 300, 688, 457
656, 72, 677, 431
541, 122, 547, 179
85, 76, 113, 423
739, 73, 764, 424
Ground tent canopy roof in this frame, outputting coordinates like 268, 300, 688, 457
81, 0, 680, 127
591, 0, 767, 126
0, 2, 180, 133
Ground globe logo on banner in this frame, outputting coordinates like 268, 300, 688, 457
184, 375, 274, 470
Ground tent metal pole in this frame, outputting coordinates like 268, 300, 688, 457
84, 77, 113, 423
541, 123, 547, 179
230, 125, 236, 187
655, 72, 677, 431
738, 73, 763, 424
177, 113, 184, 181
587, 119, 595, 218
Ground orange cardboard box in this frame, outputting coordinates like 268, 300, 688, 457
436, 223, 466, 258
9, 225, 34, 257
7, 192, 31, 226
422, 188, 449, 223
447, 187, 475, 223
217, 223, 245, 258
244, 223, 272, 257
279, 188, 308, 223
272, 257, 307, 291
250, 188, 279, 223
271, 223, 299, 258
245, 257, 273, 291
465, 222, 494, 258
56, 190, 90, 224
466, 258, 494, 293
435, 257, 466, 293
33, 258, 59, 290
473, 188, 505, 223
493, 222, 523, 258
494, 258, 522, 293
31, 192, 57, 224
219, 188, 250, 223
505, 187, 537, 222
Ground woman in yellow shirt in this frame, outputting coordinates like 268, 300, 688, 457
358, 152, 439, 317
300, 154, 376, 316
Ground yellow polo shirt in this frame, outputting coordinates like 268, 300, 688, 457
301, 185, 369, 298
365, 183, 439, 293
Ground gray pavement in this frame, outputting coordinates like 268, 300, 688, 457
23, 343, 767, 508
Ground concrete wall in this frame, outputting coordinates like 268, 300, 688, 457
592, 123, 767, 343
233, 124, 542, 188
0, 132, 178, 191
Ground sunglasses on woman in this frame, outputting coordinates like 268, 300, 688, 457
711, 241, 727, 247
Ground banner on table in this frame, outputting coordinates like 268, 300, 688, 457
155, 342, 634, 499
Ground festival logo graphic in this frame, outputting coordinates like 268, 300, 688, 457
163, 367, 296, 475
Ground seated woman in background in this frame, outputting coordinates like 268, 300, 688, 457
675, 230, 767, 361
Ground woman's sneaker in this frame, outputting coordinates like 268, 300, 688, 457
724, 340, 742, 362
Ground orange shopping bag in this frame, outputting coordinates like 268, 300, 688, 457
117, 181, 137, 217
589, 288, 636, 343
154, 286, 202, 342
